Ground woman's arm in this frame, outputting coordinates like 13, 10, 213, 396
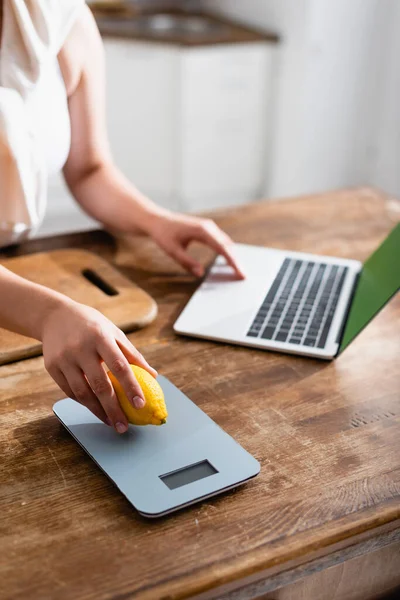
0, 265, 156, 432
0, 265, 64, 340
60, 6, 244, 278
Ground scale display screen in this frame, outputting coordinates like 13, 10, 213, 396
160, 460, 218, 490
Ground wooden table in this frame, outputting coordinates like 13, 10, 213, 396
1, 188, 400, 600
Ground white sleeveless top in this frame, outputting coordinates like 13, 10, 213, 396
0, 0, 83, 247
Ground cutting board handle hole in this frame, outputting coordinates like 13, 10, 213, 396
81, 269, 119, 296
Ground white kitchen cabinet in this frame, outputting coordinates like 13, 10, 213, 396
104, 39, 180, 210
104, 37, 274, 213
179, 43, 273, 210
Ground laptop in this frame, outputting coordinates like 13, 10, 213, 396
174, 223, 400, 360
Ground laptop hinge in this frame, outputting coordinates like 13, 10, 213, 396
335, 270, 361, 356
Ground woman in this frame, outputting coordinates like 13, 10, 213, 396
0, 0, 243, 434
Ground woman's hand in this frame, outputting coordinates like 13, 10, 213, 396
41, 299, 156, 434
147, 211, 245, 279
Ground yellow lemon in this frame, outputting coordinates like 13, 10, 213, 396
108, 365, 168, 426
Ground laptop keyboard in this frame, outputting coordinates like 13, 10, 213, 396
247, 258, 348, 349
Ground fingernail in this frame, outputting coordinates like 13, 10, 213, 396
133, 396, 145, 409
105, 418, 112, 427
192, 266, 203, 277
115, 422, 128, 434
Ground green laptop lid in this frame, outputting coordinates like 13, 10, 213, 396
339, 223, 400, 353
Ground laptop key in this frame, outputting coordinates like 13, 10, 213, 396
294, 326, 305, 333
261, 326, 276, 339
308, 331, 319, 338
275, 332, 288, 342
268, 319, 280, 327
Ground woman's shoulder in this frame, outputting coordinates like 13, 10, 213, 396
1, 0, 85, 95
40, 0, 86, 55
58, 3, 104, 98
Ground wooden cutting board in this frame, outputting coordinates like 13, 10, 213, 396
0, 249, 157, 365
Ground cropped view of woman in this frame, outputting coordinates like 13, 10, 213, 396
0, 0, 243, 434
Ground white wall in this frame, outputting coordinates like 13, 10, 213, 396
204, 0, 310, 198
369, 1, 400, 197
204, 0, 400, 199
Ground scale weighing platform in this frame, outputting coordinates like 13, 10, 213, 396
53, 376, 260, 517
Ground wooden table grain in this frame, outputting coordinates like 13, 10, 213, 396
1, 188, 399, 600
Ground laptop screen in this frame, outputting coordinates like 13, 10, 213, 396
339, 223, 400, 353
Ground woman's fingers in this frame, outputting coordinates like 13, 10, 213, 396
97, 339, 148, 410
70, 359, 129, 434
166, 219, 245, 279
41, 302, 158, 434
165, 243, 204, 277
48, 366, 76, 401
197, 222, 245, 279
56, 366, 110, 425
116, 333, 157, 378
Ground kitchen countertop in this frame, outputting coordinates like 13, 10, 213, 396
91, 7, 279, 46
1, 188, 399, 599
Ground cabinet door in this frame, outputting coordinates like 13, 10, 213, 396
104, 39, 180, 210
179, 43, 274, 211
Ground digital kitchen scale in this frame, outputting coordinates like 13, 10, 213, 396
53, 376, 260, 518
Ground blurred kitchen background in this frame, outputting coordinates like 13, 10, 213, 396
39, 0, 400, 237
